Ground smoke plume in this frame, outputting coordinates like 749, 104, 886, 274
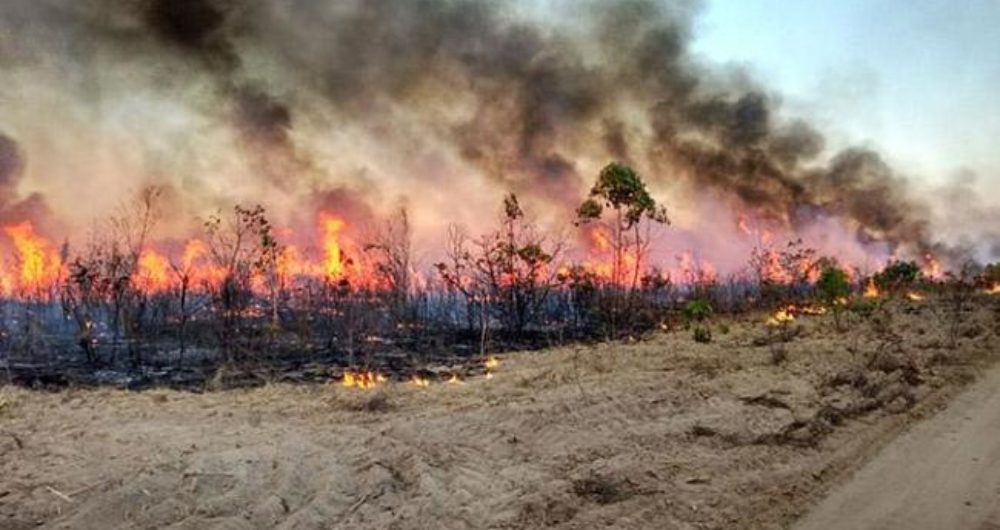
0, 0, 994, 267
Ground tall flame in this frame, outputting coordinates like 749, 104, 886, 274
137, 249, 170, 293
319, 213, 346, 280
3, 221, 61, 292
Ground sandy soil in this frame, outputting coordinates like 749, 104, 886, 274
0, 298, 997, 529
795, 361, 1000, 530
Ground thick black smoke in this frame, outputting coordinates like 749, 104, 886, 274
2, 0, 992, 262
0, 132, 51, 226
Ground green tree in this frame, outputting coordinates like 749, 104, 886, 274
873, 260, 921, 294
816, 261, 850, 331
576, 162, 669, 291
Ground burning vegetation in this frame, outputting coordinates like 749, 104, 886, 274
0, 161, 995, 390
0, 1, 997, 388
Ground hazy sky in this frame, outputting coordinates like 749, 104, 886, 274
692, 0, 1000, 188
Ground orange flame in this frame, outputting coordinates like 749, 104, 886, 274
863, 279, 881, 298
319, 213, 346, 280
767, 308, 795, 326
137, 249, 170, 293
3, 221, 61, 292
342, 370, 386, 390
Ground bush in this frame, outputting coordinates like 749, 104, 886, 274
874, 260, 921, 293
817, 264, 850, 302
683, 299, 713, 324
848, 299, 879, 319
693, 325, 712, 343
816, 263, 850, 330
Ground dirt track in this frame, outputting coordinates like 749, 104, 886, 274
795, 362, 1000, 530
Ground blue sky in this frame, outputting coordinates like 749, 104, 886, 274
692, 0, 1000, 188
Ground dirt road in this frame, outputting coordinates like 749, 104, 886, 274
795, 363, 1000, 530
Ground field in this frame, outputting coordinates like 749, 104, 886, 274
1, 296, 997, 529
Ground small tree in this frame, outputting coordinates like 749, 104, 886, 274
203, 204, 282, 362
365, 206, 414, 328
436, 194, 564, 341
576, 163, 669, 290
816, 261, 851, 331
873, 260, 921, 295
683, 299, 713, 343
576, 162, 669, 336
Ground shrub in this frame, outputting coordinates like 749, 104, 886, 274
693, 326, 712, 343
683, 299, 713, 324
816, 263, 850, 331
874, 260, 921, 294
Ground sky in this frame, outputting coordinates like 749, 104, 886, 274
692, 0, 1000, 189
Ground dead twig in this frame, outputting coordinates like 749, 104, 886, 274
44, 485, 73, 503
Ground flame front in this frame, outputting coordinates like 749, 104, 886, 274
137, 249, 171, 294
342, 370, 386, 390
320, 213, 346, 281
864, 279, 881, 298
2, 221, 62, 294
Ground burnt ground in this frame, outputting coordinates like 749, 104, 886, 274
0, 296, 997, 529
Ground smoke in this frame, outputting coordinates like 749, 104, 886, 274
0, 132, 52, 228
0, 0, 990, 267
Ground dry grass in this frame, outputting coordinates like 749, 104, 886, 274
0, 296, 996, 529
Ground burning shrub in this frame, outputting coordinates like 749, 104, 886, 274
575, 163, 669, 337
749, 239, 819, 308
435, 194, 564, 342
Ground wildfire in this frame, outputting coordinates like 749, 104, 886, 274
906, 291, 926, 301
589, 226, 612, 252
736, 214, 752, 237
410, 375, 431, 387
341, 370, 386, 389
319, 212, 346, 280
790, 304, 827, 316
2, 221, 62, 292
863, 279, 881, 298
137, 249, 171, 293
767, 308, 795, 326
446, 373, 464, 385
923, 253, 943, 280
985, 283, 1000, 295
484, 356, 500, 370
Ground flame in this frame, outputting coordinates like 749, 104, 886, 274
906, 291, 925, 301
342, 370, 386, 390
3, 221, 62, 292
446, 374, 464, 385
791, 304, 827, 316
410, 375, 430, 387
863, 279, 881, 298
137, 249, 170, 293
319, 213, 346, 280
985, 283, 1000, 295
0, 258, 10, 297
589, 226, 612, 252
923, 253, 943, 280
736, 214, 752, 237
767, 308, 795, 326
484, 356, 500, 370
